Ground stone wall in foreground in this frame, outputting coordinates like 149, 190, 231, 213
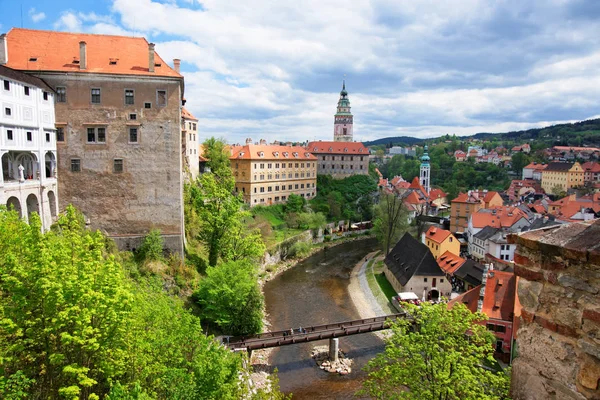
509, 221, 600, 400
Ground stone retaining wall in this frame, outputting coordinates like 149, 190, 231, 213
509, 221, 600, 400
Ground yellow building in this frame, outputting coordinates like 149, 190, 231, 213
230, 140, 317, 206
450, 190, 503, 233
424, 226, 460, 259
541, 162, 584, 193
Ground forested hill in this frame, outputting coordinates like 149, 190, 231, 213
363, 118, 600, 147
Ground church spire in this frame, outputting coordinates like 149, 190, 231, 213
334, 80, 353, 142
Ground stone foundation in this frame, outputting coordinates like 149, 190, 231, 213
509, 221, 600, 400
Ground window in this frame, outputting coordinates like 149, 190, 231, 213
26, 131, 32, 141
157, 90, 167, 107
7, 129, 13, 140
260, 163, 265, 169
56, 87, 66, 103
43, 92, 49, 101
129, 113, 137, 120
125, 89, 134, 105
275, 163, 279, 168
295, 184, 299, 189
46, 132, 50, 142
113, 159, 124, 173
56, 127, 65, 142
288, 185, 292, 190
3, 80, 9, 90
260, 187, 265, 193
87, 127, 106, 143
295, 163, 299, 168
24, 86, 30, 96
301, 184, 304, 188
91, 88, 101, 104
71, 159, 81, 172
129, 127, 138, 143
4, 107, 11, 116
254, 188, 257, 193
441, 279, 444, 283
268, 186, 272, 192
275, 186, 280, 191
144, 102, 152, 109
424, 278, 428, 282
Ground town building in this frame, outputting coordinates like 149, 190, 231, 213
548, 145, 600, 161
306, 141, 369, 178
419, 145, 431, 194
541, 162, 584, 193
450, 190, 503, 233
511, 144, 530, 154
423, 226, 460, 259
0, 64, 58, 231
3, 28, 185, 253
467, 206, 530, 242
582, 161, 600, 184
506, 179, 544, 202
333, 81, 353, 142
181, 106, 199, 180
436, 250, 483, 293
454, 150, 466, 162
384, 232, 452, 301
230, 139, 317, 206
449, 267, 520, 363
389, 146, 416, 157
547, 193, 600, 222
522, 162, 547, 180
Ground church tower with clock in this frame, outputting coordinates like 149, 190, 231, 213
333, 81, 353, 142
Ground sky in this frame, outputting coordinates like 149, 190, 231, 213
1, 0, 600, 144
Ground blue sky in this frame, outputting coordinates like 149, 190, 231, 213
2, 0, 600, 144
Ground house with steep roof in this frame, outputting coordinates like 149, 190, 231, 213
506, 179, 545, 202
306, 141, 368, 179
2, 28, 185, 253
437, 251, 483, 293
454, 150, 466, 162
582, 161, 600, 184
384, 232, 452, 301
470, 226, 500, 261
424, 226, 460, 259
449, 268, 520, 362
467, 206, 530, 241
450, 190, 503, 233
231, 139, 317, 206
547, 193, 600, 222
522, 162, 547, 180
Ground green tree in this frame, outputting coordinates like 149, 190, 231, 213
220, 222, 265, 263
194, 260, 263, 336
373, 192, 409, 255
202, 137, 233, 179
551, 185, 566, 198
0, 206, 132, 398
136, 229, 164, 263
511, 152, 531, 174
286, 193, 306, 213
191, 173, 245, 266
362, 302, 510, 400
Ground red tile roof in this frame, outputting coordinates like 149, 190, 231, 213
181, 107, 198, 120
523, 162, 548, 171
429, 188, 447, 200
452, 190, 500, 204
425, 226, 453, 244
437, 250, 465, 274
306, 141, 368, 155
553, 146, 600, 153
470, 207, 528, 229
5, 28, 181, 78
582, 161, 600, 173
404, 190, 426, 205
481, 270, 516, 321
230, 144, 317, 161
408, 176, 427, 195
448, 285, 480, 313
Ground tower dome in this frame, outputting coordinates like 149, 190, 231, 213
421, 145, 430, 164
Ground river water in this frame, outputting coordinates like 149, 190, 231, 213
263, 238, 384, 399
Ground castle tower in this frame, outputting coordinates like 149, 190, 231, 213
420, 145, 431, 194
333, 81, 353, 142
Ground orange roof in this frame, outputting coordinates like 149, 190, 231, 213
448, 285, 480, 313
452, 190, 499, 204
425, 226, 453, 244
582, 161, 600, 173
429, 188, 447, 200
523, 162, 548, 171
408, 176, 427, 195
230, 144, 317, 161
437, 250, 465, 274
390, 176, 405, 186
5, 28, 181, 78
404, 190, 426, 205
470, 207, 527, 229
182, 107, 198, 121
306, 141, 368, 155
481, 270, 516, 321
553, 146, 600, 153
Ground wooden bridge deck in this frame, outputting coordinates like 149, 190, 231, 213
224, 313, 406, 351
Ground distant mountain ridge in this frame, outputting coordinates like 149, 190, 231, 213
363, 118, 600, 147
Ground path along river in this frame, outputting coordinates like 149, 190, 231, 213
263, 238, 384, 399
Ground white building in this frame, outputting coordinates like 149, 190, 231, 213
0, 65, 58, 230
182, 107, 199, 180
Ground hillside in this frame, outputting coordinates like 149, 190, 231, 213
364, 118, 600, 147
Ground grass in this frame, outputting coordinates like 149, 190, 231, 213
364, 254, 396, 315
375, 272, 398, 300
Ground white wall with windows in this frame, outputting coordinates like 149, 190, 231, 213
0, 69, 58, 231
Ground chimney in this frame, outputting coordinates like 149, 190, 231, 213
79, 41, 87, 70
0, 34, 7, 64
245, 138, 252, 144
173, 58, 181, 73
259, 139, 267, 145
148, 43, 155, 73
477, 264, 491, 312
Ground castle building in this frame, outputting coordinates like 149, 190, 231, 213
333, 81, 353, 142
230, 139, 317, 206
306, 141, 369, 179
0, 64, 58, 231
420, 145, 431, 194
2, 28, 185, 254
181, 106, 199, 180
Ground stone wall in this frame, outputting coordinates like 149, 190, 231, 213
509, 221, 600, 400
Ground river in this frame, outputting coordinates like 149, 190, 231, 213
263, 238, 384, 399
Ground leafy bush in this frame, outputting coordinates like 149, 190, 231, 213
324, 235, 331, 242
137, 229, 164, 263
288, 241, 312, 259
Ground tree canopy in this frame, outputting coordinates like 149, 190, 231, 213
372, 192, 409, 255
362, 302, 510, 400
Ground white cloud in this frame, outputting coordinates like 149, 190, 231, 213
29, 8, 46, 23
50, 0, 600, 143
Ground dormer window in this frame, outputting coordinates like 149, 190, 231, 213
238, 152, 245, 158
304, 152, 310, 158
329, 147, 333, 151
259, 151, 264, 157
283, 152, 289, 157
109, 59, 118, 65
274, 151, 279, 157
344, 148, 348, 152
154, 63, 162, 67
73, 59, 80, 64
313, 147, 318, 151
29, 57, 37, 62
359, 148, 363, 152
293, 152, 299, 158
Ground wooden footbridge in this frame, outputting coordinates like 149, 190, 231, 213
224, 313, 407, 353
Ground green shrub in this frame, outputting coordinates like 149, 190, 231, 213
288, 241, 312, 258
324, 235, 331, 242
137, 229, 164, 263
